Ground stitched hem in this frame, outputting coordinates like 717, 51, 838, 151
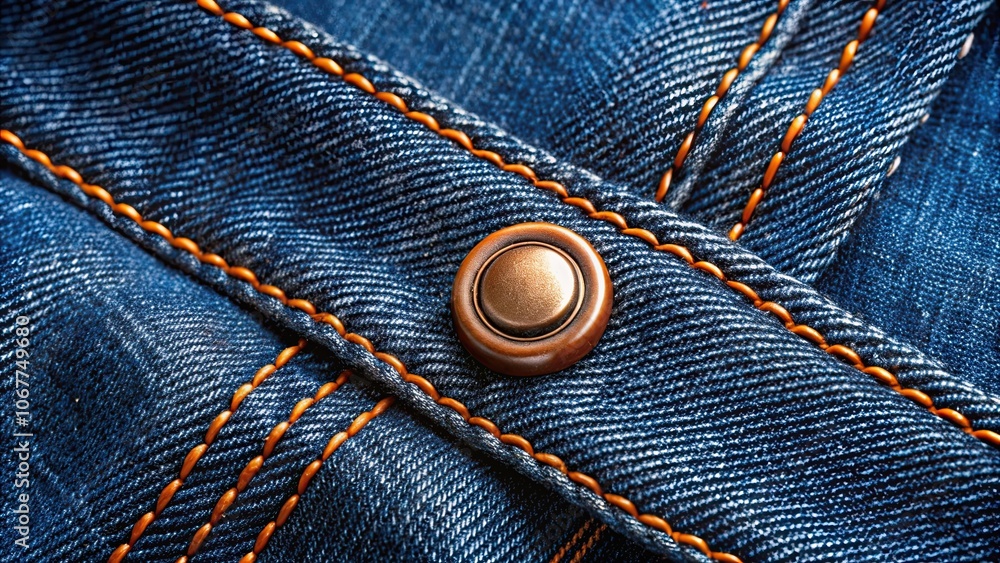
107, 340, 306, 563
187, 0, 998, 453
6, 1, 1000, 552
236, 397, 395, 563
655, 0, 790, 202
728, 0, 885, 240
3, 1, 997, 559
0, 127, 746, 562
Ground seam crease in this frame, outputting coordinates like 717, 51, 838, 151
0, 125, 751, 561
189, 0, 994, 452
655, 0, 791, 202
237, 397, 395, 563
728, 0, 885, 239
107, 340, 307, 563
174, 370, 353, 563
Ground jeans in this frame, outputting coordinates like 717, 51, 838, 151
1, 0, 998, 561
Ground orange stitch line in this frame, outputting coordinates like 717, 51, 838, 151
569, 523, 607, 563
0, 129, 742, 562
3, 0, 993, 554
5, 22, 996, 557
655, 0, 791, 202
549, 519, 595, 563
174, 370, 352, 563
105, 340, 306, 563
236, 397, 396, 563
728, 0, 886, 240
188, 1, 996, 449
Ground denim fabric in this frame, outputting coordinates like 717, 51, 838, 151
817, 7, 1000, 398
0, 169, 627, 562
680, 0, 991, 281
2, 0, 999, 562
271, 0, 990, 283
268, 0, 811, 199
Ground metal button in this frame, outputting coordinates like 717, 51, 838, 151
476, 242, 583, 339
452, 223, 612, 376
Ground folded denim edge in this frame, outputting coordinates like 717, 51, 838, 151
2, 0, 999, 559
204, 0, 1000, 433
0, 143, 701, 562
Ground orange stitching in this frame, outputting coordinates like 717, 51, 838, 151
173, 370, 352, 563
0, 124, 746, 561
550, 519, 595, 563
236, 396, 395, 563
569, 523, 607, 563
191, 0, 994, 449
106, 340, 306, 563
4, 0, 996, 553
728, 1, 885, 240
655, 0, 790, 202
182, 0, 1000, 450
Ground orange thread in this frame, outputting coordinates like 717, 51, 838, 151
569, 523, 607, 563
655, 0, 791, 202
176, 370, 352, 561
106, 340, 306, 563
7, 25, 997, 553
237, 397, 396, 563
1, 126, 744, 562
729, 1, 886, 240
4, 0, 993, 556
550, 519, 595, 563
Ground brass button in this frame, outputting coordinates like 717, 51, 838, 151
476, 242, 583, 339
452, 223, 612, 376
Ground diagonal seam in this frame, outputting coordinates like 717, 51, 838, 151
1, 0, 995, 557
184, 0, 997, 451
174, 370, 353, 563
237, 396, 395, 563
550, 518, 595, 563
728, 1, 885, 240
655, 0, 790, 202
107, 339, 307, 563
0, 126, 749, 563
4, 0, 999, 552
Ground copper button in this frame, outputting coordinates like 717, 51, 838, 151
452, 223, 612, 376
476, 242, 583, 339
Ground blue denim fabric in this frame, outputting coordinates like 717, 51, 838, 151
272, 0, 989, 282
0, 170, 619, 562
1, 0, 999, 562
268, 0, 811, 201
817, 6, 1000, 399
679, 0, 991, 280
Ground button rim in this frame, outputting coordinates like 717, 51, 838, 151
451, 222, 612, 377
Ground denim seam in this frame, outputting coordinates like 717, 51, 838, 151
238, 397, 395, 563
728, 0, 885, 240
655, 0, 791, 202
107, 339, 307, 563
186, 0, 999, 453
175, 370, 353, 563
4, 0, 999, 548
550, 518, 596, 563
0, 128, 748, 562
570, 523, 608, 563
